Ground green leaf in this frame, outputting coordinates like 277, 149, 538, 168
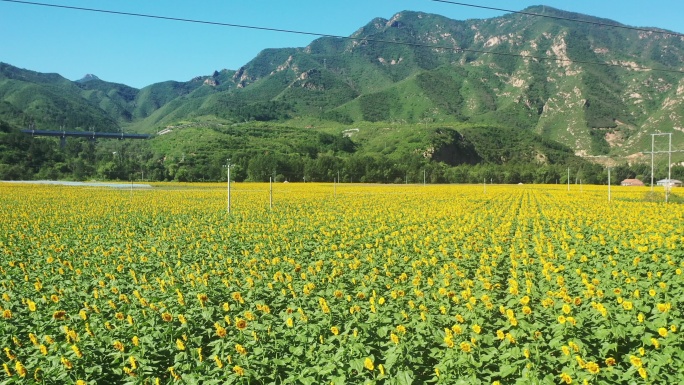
499, 364, 517, 378
350, 359, 364, 374
298, 377, 316, 385
377, 326, 389, 338
384, 346, 399, 369
396, 370, 414, 385
631, 325, 645, 336
600, 342, 617, 356
318, 363, 335, 376
548, 336, 563, 349
289, 345, 304, 356
595, 328, 610, 339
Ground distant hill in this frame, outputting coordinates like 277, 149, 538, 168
0, 63, 120, 131
2, 5, 684, 181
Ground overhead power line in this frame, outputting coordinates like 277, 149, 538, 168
0, 0, 340, 39
428, 0, 684, 38
2, 0, 684, 74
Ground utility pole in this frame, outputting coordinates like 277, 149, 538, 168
139, 154, 144, 182
567, 168, 570, 192
651, 134, 655, 191
423, 170, 426, 185
608, 168, 611, 202
668, 133, 672, 181
667, 133, 672, 203
269, 176, 273, 210
225, 159, 232, 214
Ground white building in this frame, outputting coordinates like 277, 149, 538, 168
656, 179, 682, 187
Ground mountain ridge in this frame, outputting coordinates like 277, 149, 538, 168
1, 6, 684, 162
76, 74, 101, 83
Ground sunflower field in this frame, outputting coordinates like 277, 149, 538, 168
0, 182, 682, 384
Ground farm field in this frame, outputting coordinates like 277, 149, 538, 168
0, 182, 682, 384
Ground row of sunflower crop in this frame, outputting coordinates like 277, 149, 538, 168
0, 182, 682, 384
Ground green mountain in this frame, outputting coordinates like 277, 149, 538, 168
3, 5, 684, 182
0, 63, 120, 131
75, 74, 138, 122
207, 8, 684, 159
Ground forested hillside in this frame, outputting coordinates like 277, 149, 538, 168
2, 6, 684, 182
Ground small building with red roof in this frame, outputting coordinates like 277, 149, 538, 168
620, 179, 644, 186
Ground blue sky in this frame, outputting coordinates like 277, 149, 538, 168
2, 0, 683, 88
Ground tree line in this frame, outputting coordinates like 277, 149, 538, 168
2, 121, 682, 185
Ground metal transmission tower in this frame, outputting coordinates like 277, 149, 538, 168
644, 133, 684, 202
